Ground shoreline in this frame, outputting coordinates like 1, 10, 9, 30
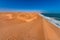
40, 13, 60, 28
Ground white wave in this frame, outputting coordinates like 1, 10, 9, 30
39, 13, 60, 28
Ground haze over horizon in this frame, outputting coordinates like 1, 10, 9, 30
0, 0, 60, 13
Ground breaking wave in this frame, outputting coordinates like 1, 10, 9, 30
40, 14, 60, 28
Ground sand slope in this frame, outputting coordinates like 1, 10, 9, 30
0, 12, 60, 40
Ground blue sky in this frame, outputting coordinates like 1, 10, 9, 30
0, 0, 60, 13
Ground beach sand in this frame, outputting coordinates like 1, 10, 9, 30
0, 12, 60, 40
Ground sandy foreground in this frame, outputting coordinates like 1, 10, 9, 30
0, 12, 60, 40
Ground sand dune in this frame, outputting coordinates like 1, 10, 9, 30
0, 12, 60, 40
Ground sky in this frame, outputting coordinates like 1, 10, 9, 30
0, 0, 60, 13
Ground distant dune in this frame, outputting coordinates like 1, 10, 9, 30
0, 12, 60, 40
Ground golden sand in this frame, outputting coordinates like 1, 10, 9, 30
0, 12, 60, 40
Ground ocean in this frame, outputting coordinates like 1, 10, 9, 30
42, 13, 60, 21
41, 13, 60, 28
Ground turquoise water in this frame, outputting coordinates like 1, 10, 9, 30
42, 13, 60, 21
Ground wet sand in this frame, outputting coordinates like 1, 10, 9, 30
0, 12, 60, 40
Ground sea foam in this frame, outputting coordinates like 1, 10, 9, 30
39, 13, 60, 28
